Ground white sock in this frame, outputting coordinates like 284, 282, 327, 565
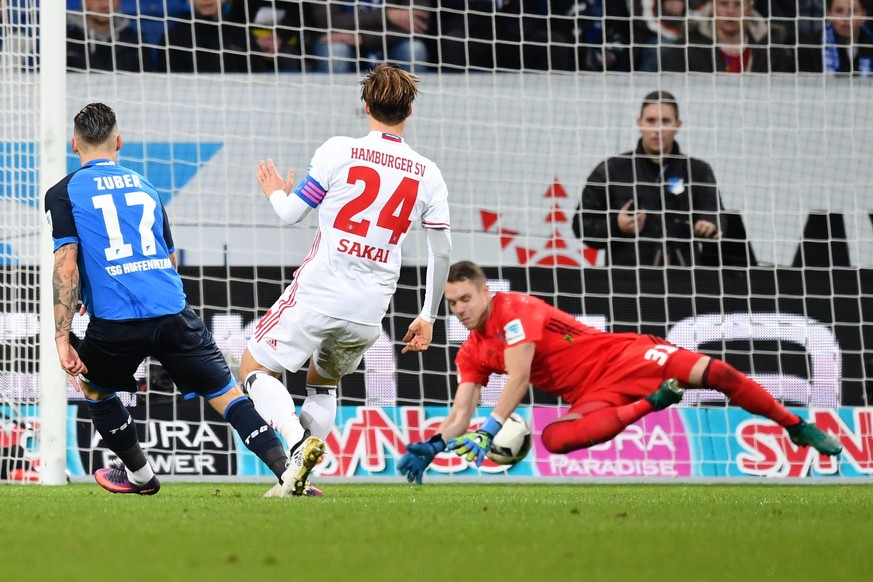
245, 371, 304, 447
278, 418, 306, 449
127, 463, 155, 485
300, 385, 337, 441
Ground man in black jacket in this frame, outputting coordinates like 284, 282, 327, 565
661, 0, 794, 73
162, 0, 257, 73
572, 91, 724, 267
797, 0, 873, 75
66, 0, 155, 72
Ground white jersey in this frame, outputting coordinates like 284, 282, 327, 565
289, 130, 451, 325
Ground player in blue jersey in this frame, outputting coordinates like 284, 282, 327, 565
45, 102, 292, 495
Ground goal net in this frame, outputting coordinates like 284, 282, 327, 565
2, 3, 872, 484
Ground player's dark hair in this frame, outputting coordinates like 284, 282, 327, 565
447, 261, 487, 285
360, 63, 418, 126
640, 90, 679, 119
74, 102, 117, 146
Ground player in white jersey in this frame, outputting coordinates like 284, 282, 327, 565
241, 64, 453, 497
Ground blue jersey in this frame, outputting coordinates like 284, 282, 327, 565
45, 158, 186, 320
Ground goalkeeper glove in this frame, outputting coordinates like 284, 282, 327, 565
446, 415, 503, 467
398, 434, 446, 485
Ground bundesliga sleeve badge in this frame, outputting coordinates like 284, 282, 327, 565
503, 319, 526, 345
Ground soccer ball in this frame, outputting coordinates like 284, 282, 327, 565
486, 413, 532, 465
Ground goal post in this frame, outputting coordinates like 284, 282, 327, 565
0, 4, 871, 485
38, 0, 70, 486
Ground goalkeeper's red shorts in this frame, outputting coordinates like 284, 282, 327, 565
567, 334, 705, 413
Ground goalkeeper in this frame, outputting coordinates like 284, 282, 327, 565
399, 260, 842, 484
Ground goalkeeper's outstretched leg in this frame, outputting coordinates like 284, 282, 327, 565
541, 353, 841, 457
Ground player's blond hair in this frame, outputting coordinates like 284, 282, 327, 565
360, 63, 419, 126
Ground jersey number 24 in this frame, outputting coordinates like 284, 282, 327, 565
333, 166, 418, 245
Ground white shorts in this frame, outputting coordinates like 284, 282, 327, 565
247, 300, 381, 380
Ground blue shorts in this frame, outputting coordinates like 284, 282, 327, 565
75, 305, 235, 400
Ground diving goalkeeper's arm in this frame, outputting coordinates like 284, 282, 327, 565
398, 381, 480, 484
445, 342, 534, 466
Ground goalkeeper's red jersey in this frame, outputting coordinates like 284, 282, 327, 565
454, 292, 659, 404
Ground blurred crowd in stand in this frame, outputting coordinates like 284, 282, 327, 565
0, 0, 870, 74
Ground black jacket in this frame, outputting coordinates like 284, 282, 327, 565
66, 14, 151, 72
662, 29, 794, 72
572, 140, 723, 266
163, 13, 256, 73
796, 24, 873, 75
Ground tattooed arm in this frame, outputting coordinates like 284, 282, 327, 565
52, 244, 87, 377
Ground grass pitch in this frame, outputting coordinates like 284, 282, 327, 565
2, 483, 872, 582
